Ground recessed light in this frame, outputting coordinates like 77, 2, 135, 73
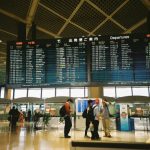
0, 40, 2, 43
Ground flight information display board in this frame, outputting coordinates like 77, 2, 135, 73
91, 34, 150, 85
7, 38, 87, 87
6, 33, 150, 87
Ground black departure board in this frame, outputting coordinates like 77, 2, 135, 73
6, 33, 150, 87
91, 34, 150, 84
7, 38, 87, 87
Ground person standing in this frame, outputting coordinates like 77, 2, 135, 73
84, 100, 93, 138
91, 98, 101, 140
27, 109, 31, 122
64, 98, 73, 138
9, 106, 19, 129
101, 99, 112, 137
33, 110, 40, 130
19, 110, 24, 123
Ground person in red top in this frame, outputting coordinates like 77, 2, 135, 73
64, 98, 73, 138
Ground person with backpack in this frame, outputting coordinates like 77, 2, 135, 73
101, 98, 112, 138
82, 99, 93, 138
91, 98, 101, 140
64, 98, 73, 138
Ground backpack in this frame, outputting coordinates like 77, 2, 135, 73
82, 108, 87, 118
59, 105, 66, 117
87, 105, 97, 121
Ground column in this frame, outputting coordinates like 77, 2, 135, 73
88, 86, 103, 98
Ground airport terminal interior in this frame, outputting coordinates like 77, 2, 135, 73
0, 0, 150, 150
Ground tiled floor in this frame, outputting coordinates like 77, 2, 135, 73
0, 122, 149, 150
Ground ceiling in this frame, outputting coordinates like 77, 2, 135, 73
0, 0, 150, 84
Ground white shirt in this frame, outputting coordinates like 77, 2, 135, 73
93, 104, 100, 120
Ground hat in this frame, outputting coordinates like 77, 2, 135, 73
95, 98, 99, 104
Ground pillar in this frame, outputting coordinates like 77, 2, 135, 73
5, 88, 12, 99
88, 86, 103, 98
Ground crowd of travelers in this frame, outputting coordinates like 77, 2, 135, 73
61, 97, 112, 140
8, 98, 112, 140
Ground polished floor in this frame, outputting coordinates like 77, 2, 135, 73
0, 121, 150, 150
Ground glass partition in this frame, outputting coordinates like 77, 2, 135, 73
103, 87, 116, 98
56, 88, 69, 97
28, 88, 41, 98
10, 89, 13, 100
116, 86, 132, 98
132, 86, 149, 96
42, 88, 55, 99
85, 87, 88, 97
14, 88, 27, 99
0, 87, 5, 98
71, 87, 85, 97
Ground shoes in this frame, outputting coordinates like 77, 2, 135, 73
96, 137, 101, 140
107, 135, 112, 138
84, 135, 90, 138
65, 135, 71, 138
103, 134, 112, 138
91, 137, 101, 140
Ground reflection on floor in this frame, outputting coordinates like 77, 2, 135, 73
0, 122, 149, 150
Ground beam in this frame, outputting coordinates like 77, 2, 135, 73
36, 26, 60, 38
86, 0, 128, 35
141, 0, 150, 10
39, 3, 67, 21
70, 21, 93, 35
26, 0, 40, 37
110, 0, 129, 16
88, 18, 108, 36
57, 0, 85, 35
0, 8, 58, 38
39, 2, 91, 35
123, 18, 147, 34
0, 9, 26, 23
0, 28, 17, 37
